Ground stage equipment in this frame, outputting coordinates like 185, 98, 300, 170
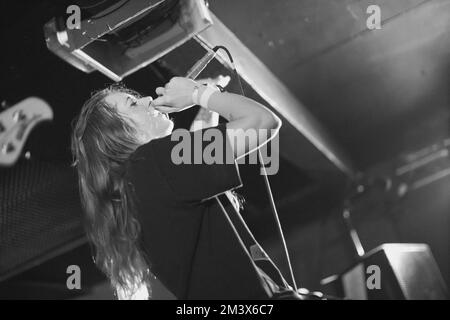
321, 243, 448, 300
44, 0, 212, 81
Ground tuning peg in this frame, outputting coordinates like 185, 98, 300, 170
13, 110, 27, 122
1, 142, 15, 154
1, 100, 8, 110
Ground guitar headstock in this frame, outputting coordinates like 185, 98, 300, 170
0, 97, 53, 167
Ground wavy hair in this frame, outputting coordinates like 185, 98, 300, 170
71, 85, 150, 299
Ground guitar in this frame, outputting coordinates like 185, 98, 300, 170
0, 97, 53, 167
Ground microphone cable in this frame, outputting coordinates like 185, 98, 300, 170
213, 45, 299, 293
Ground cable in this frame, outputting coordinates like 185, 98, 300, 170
89, 0, 131, 20
214, 45, 299, 293
79, 0, 110, 10
215, 197, 274, 298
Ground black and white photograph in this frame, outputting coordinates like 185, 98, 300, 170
0, 0, 449, 304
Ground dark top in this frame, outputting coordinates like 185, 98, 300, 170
125, 124, 273, 299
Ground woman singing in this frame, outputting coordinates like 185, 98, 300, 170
71, 76, 288, 299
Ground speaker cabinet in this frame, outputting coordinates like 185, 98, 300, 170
321, 243, 449, 300
0, 160, 85, 281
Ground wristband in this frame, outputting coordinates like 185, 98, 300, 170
199, 84, 219, 109
192, 85, 200, 105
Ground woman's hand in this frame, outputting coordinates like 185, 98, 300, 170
152, 77, 198, 113
153, 75, 281, 162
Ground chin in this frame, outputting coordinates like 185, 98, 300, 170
157, 119, 174, 138
165, 119, 174, 135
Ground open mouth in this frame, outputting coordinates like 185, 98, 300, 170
147, 99, 169, 119
147, 108, 168, 119
146, 100, 158, 117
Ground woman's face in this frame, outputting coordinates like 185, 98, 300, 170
105, 92, 174, 143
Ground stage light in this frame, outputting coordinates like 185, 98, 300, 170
44, 0, 212, 81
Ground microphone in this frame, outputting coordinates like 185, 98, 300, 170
150, 47, 219, 108
185, 46, 219, 80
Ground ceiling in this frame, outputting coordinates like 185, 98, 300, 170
210, 0, 450, 169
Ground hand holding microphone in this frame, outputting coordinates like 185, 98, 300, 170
152, 46, 223, 113
152, 73, 231, 114
152, 77, 199, 113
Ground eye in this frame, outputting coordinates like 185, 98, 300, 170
130, 100, 138, 107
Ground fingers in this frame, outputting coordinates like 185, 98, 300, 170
154, 106, 176, 113
165, 77, 178, 88
217, 75, 231, 88
169, 76, 181, 83
155, 87, 165, 96
152, 95, 169, 106
152, 96, 176, 113
153, 77, 194, 111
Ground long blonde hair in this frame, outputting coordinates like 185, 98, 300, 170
71, 86, 150, 299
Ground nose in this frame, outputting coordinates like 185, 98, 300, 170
138, 96, 153, 108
